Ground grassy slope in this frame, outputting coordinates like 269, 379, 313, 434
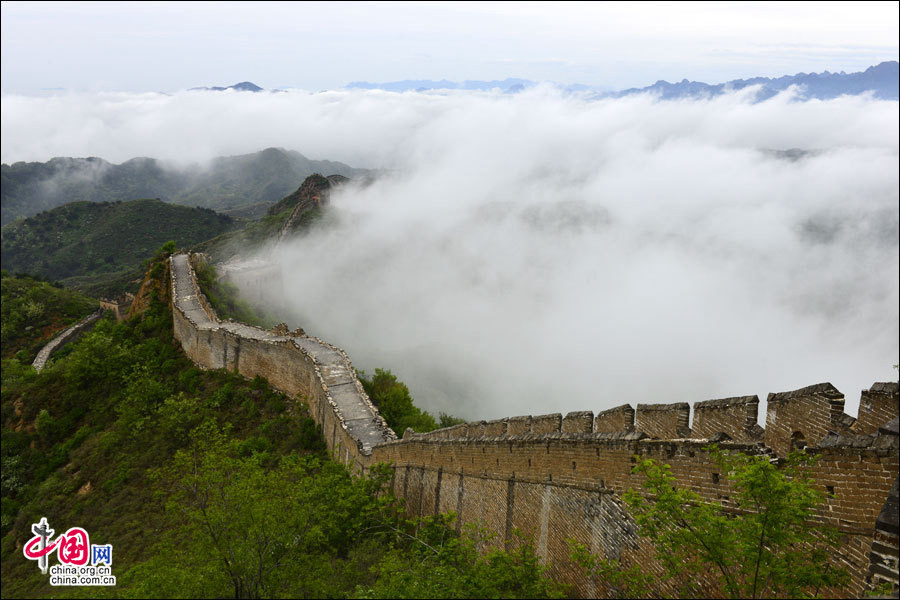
0, 199, 235, 297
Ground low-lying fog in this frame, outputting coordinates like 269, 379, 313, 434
4, 86, 898, 421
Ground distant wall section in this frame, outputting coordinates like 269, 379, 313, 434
32, 309, 103, 372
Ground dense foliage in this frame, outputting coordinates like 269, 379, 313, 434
358, 368, 464, 436
194, 173, 338, 263
0, 251, 323, 596
1, 249, 558, 599
1, 199, 234, 296
0, 271, 98, 362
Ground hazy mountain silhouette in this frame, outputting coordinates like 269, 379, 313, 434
188, 81, 264, 92
607, 61, 899, 101
1, 147, 367, 225
347, 62, 899, 100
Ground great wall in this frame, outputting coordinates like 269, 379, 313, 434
163, 251, 900, 597
40, 250, 891, 597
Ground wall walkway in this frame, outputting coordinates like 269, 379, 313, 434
168, 252, 899, 597
32, 309, 103, 372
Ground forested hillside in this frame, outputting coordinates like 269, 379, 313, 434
1, 199, 235, 297
0, 273, 98, 363
1, 147, 368, 225
0, 250, 561, 599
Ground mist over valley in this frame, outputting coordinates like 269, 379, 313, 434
2, 71, 897, 424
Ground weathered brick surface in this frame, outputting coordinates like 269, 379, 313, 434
765, 382, 848, 457
372, 426, 898, 597
484, 418, 508, 437
169, 253, 900, 598
856, 383, 900, 436
532, 413, 562, 434
635, 402, 691, 438
692, 395, 764, 442
507, 415, 533, 435
593, 404, 635, 433
869, 474, 899, 591
562, 411, 594, 433
465, 421, 487, 438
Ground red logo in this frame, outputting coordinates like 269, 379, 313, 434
24, 527, 90, 566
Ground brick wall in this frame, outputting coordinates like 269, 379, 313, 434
31, 309, 103, 372
869, 475, 899, 591
635, 402, 691, 438
594, 404, 635, 433
373, 426, 898, 598
692, 395, 764, 442
170, 253, 395, 474
168, 253, 899, 597
563, 411, 594, 433
765, 382, 851, 457
856, 382, 900, 435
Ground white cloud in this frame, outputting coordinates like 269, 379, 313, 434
3, 87, 897, 422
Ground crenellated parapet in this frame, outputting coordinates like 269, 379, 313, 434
856, 382, 900, 435
692, 395, 764, 443
764, 382, 854, 456
165, 251, 899, 597
594, 404, 635, 434
635, 402, 691, 438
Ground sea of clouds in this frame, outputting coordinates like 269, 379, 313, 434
2, 86, 897, 421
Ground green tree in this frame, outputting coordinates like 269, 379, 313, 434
601, 446, 849, 599
144, 420, 395, 599
358, 368, 440, 434
356, 516, 566, 599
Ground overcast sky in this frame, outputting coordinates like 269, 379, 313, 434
2, 1, 898, 94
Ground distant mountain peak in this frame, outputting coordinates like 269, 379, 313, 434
230, 81, 263, 92
189, 81, 264, 92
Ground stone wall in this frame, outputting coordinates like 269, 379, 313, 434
170, 253, 395, 473
375, 419, 898, 598
635, 402, 691, 438
856, 383, 900, 435
764, 382, 854, 457
593, 404, 635, 433
32, 309, 103, 372
870, 473, 899, 591
98, 293, 134, 322
168, 252, 899, 597
692, 395, 764, 442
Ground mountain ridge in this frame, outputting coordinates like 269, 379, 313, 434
344, 61, 899, 99
0, 198, 236, 295
188, 81, 264, 92
1, 147, 368, 225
